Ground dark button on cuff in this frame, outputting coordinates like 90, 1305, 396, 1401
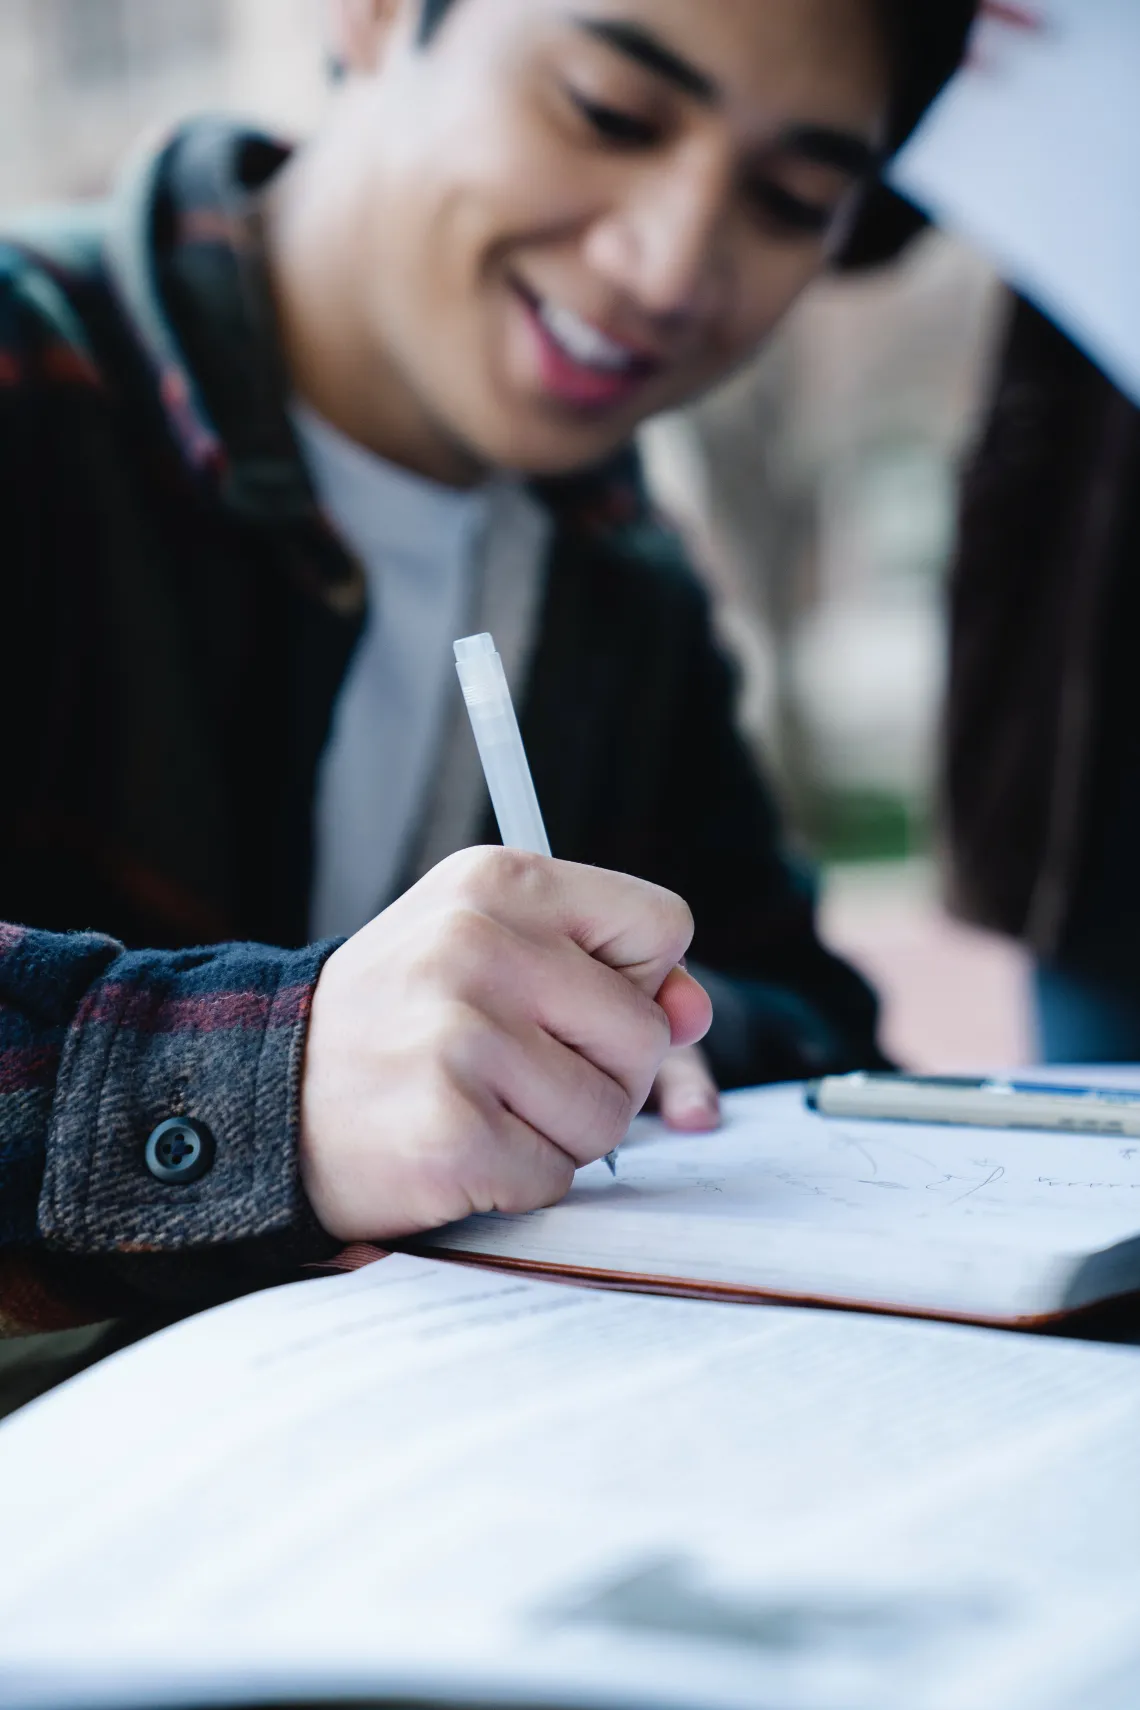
144, 1118, 216, 1186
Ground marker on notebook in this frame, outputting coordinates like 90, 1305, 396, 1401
455, 633, 620, 1177
806, 1071, 1140, 1137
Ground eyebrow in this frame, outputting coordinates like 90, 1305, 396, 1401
572, 17, 882, 180
574, 17, 719, 105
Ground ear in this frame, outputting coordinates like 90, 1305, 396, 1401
326, 0, 404, 75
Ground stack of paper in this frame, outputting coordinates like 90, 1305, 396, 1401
0, 1253, 1139, 1709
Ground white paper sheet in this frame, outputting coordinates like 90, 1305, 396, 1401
1, 1254, 1139, 1710
426, 1083, 1140, 1319
891, 0, 1140, 404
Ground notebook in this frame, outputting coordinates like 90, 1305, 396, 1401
1, 1252, 1139, 1710
415, 1080, 1140, 1328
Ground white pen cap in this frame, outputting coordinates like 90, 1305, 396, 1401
454, 633, 551, 858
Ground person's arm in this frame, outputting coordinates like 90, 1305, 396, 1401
0, 923, 341, 1335
0, 853, 711, 1336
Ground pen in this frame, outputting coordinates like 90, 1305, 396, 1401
454, 633, 620, 1176
806, 1071, 1140, 1137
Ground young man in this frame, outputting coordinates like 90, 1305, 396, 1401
0, 0, 976, 1335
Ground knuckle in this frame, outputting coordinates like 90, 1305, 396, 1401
496, 846, 547, 889
438, 845, 495, 884
414, 906, 500, 995
431, 846, 500, 913
453, 844, 502, 898
442, 904, 499, 966
423, 1070, 494, 1168
433, 999, 497, 1074
418, 1053, 465, 1118
447, 845, 545, 909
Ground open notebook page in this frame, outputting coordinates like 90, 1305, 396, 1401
1, 1254, 1139, 1710
424, 1084, 1140, 1322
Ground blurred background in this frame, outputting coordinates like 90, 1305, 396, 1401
0, 0, 1033, 1070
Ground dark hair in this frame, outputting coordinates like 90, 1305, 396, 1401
419, 0, 979, 152
834, 0, 979, 269
875, 1, 978, 153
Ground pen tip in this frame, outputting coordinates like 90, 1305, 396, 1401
605, 1152, 618, 1177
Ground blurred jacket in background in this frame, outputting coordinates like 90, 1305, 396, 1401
944, 293, 1140, 1058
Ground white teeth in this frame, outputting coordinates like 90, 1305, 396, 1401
538, 301, 637, 372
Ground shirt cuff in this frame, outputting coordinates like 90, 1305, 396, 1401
37, 940, 342, 1281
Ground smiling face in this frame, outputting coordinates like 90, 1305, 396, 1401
274, 0, 890, 483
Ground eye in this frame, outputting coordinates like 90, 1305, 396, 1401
747, 179, 835, 238
571, 92, 660, 149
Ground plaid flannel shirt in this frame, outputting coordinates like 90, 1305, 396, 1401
0, 120, 885, 1336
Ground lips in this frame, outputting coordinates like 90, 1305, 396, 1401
515, 286, 661, 411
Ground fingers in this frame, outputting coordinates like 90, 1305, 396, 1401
305, 1061, 578, 1242
414, 1090, 579, 1223
419, 847, 707, 1055
655, 966, 713, 1049
403, 896, 674, 1111
651, 1044, 722, 1133
427, 848, 696, 1001
300, 846, 712, 1245
443, 1004, 636, 1168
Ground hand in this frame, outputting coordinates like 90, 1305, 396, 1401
650, 1043, 721, 1132
299, 848, 712, 1241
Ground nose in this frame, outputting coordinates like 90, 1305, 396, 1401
584, 149, 733, 329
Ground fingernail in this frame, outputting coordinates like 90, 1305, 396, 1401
675, 1096, 719, 1127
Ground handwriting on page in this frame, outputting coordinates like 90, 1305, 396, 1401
577, 1086, 1140, 1240
804, 1129, 1140, 1209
